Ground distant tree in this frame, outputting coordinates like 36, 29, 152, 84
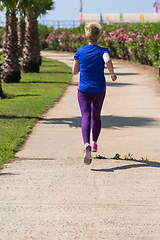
1, 0, 21, 83
21, 0, 54, 73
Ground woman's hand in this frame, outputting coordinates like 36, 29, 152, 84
111, 74, 117, 82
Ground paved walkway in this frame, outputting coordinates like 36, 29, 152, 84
0, 51, 160, 239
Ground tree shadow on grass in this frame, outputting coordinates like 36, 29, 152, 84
39, 71, 72, 74
3, 94, 41, 99
91, 158, 160, 172
0, 114, 38, 120
19, 81, 71, 84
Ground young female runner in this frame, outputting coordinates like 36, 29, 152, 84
72, 22, 117, 164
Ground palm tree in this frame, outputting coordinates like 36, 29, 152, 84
0, 2, 7, 53
1, 0, 21, 83
18, 9, 26, 57
0, 56, 3, 97
2, 9, 9, 54
21, 0, 54, 73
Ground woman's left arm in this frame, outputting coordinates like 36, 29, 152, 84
72, 59, 80, 75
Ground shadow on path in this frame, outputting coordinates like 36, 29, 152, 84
41, 115, 157, 128
91, 158, 160, 172
106, 82, 134, 87
0, 172, 20, 176
105, 72, 140, 76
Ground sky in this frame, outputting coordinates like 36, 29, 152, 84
0, 0, 158, 26
40, 0, 158, 21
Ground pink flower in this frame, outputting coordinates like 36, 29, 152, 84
159, 50, 160, 53
130, 33, 136, 36
139, 43, 142, 46
117, 28, 122, 32
82, 34, 85, 38
127, 38, 133, 42
154, 34, 159, 40
112, 35, 116, 40
123, 34, 128, 39
109, 31, 115, 35
129, 49, 134, 55
102, 30, 106, 36
137, 35, 142, 39
104, 37, 108, 41
117, 32, 123, 38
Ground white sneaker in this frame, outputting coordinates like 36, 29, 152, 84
83, 143, 92, 165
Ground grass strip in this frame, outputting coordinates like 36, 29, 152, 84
0, 57, 72, 169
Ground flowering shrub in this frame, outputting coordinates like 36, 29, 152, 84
44, 22, 160, 67
45, 26, 87, 52
38, 24, 53, 50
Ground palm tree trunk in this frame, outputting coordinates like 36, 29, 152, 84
22, 13, 40, 73
0, 67, 4, 98
0, 73, 3, 97
18, 10, 26, 57
2, 11, 21, 83
2, 11, 9, 54
35, 19, 42, 66
0, 59, 4, 98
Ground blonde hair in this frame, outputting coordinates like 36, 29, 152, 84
85, 22, 102, 42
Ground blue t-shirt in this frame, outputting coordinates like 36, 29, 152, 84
74, 45, 110, 93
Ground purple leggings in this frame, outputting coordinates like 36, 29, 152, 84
78, 90, 106, 144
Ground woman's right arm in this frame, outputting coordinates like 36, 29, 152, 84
72, 59, 80, 75
103, 53, 117, 82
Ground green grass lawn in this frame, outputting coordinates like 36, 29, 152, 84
0, 57, 72, 169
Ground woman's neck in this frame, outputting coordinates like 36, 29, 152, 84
88, 41, 97, 46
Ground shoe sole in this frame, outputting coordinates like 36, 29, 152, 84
91, 149, 97, 152
83, 145, 92, 165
